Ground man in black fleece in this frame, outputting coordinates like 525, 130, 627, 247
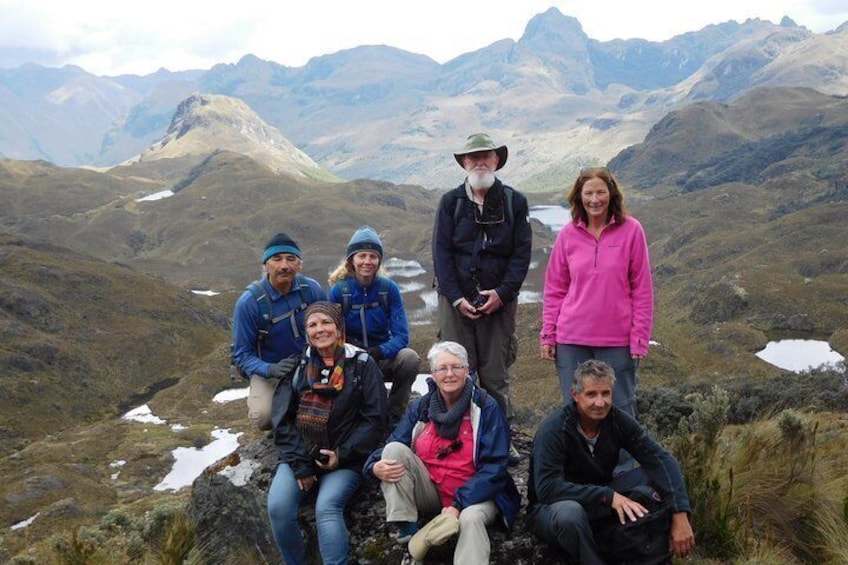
527, 359, 695, 564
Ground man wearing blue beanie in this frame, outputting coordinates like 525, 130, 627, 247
231, 232, 327, 431
329, 226, 419, 426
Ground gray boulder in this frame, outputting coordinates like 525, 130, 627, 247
186, 430, 572, 564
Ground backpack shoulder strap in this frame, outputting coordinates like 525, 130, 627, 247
453, 193, 464, 225
351, 350, 369, 388
268, 275, 312, 324
246, 280, 272, 342
376, 276, 391, 315
504, 186, 515, 224
340, 279, 353, 317
294, 274, 314, 305
341, 277, 390, 315
292, 354, 309, 391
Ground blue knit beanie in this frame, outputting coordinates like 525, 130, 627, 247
346, 226, 383, 260
262, 232, 301, 263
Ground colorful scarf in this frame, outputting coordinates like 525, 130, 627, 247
427, 377, 473, 440
295, 342, 346, 450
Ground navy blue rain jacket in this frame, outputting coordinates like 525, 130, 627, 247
432, 179, 532, 304
364, 380, 521, 529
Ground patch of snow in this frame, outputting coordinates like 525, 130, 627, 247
136, 189, 175, 202
11, 513, 39, 531
213, 387, 249, 404
154, 428, 242, 492
122, 404, 166, 425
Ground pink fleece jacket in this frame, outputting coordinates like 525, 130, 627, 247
540, 215, 653, 356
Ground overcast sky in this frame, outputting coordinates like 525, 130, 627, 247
1, 0, 846, 76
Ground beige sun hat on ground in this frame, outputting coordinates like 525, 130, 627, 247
453, 132, 508, 170
408, 513, 460, 560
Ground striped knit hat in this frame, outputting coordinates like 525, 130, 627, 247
305, 301, 345, 335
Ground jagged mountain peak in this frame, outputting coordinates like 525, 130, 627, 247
125, 92, 338, 181
521, 7, 587, 43
780, 15, 799, 28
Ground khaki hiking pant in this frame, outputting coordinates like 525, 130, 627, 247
248, 374, 279, 431
380, 442, 498, 565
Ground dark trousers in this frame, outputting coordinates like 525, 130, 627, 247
437, 295, 516, 419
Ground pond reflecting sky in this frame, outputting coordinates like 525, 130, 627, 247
756, 339, 844, 373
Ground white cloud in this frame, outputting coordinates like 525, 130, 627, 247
0, 0, 845, 75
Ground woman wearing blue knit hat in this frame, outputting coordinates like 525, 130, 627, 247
328, 226, 420, 427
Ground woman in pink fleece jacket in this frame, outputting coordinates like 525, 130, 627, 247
539, 167, 653, 416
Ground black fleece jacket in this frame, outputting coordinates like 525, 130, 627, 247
528, 402, 692, 515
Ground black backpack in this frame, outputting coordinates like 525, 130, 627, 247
229, 275, 316, 380
594, 485, 673, 565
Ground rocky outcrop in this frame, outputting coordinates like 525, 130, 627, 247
187, 430, 573, 564
126, 92, 338, 182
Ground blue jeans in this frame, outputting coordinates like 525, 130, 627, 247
267, 463, 361, 565
554, 344, 638, 416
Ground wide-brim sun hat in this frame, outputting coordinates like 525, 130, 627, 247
453, 132, 508, 170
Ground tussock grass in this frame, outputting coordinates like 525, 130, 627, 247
674, 401, 848, 563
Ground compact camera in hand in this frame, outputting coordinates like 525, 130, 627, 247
309, 445, 330, 465
470, 293, 487, 310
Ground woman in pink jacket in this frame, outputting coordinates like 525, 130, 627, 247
539, 167, 653, 417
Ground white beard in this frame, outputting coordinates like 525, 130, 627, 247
467, 170, 495, 190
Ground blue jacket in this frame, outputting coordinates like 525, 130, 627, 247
363, 380, 521, 529
328, 275, 410, 359
432, 179, 532, 304
528, 402, 692, 514
271, 344, 387, 477
231, 275, 326, 378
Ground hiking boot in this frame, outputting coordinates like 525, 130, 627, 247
508, 441, 522, 466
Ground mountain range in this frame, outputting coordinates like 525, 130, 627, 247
1, 8, 848, 561
2, 8, 847, 189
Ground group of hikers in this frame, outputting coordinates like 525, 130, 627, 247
230, 133, 696, 564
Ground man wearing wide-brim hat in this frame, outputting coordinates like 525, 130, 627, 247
431, 132, 532, 465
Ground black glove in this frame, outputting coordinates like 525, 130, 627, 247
367, 347, 384, 361
268, 355, 299, 378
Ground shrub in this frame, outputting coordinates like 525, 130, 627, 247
668, 386, 737, 558
51, 527, 104, 565
637, 386, 693, 440
726, 366, 848, 424
99, 509, 132, 532
142, 502, 184, 544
